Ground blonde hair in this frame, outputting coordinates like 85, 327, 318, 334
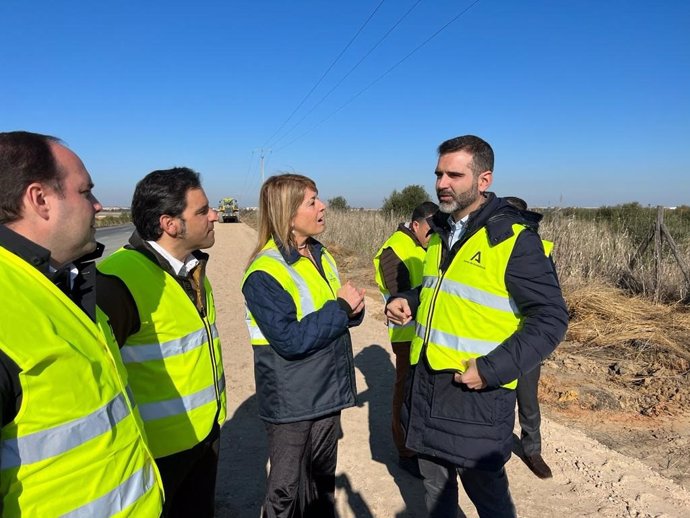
248, 173, 317, 263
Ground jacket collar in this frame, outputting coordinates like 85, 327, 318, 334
126, 230, 209, 278
396, 222, 424, 247
273, 236, 325, 266
0, 224, 104, 274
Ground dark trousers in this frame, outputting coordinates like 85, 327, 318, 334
157, 424, 220, 518
516, 363, 542, 456
391, 341, 415, 458
263, 413, 340, 518
418, 455, 516, 518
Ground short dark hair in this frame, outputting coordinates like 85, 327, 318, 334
0, 131, 64, 224
411, 201, 438, 222
504, 196, 527, 210
131, 167, 202, 241
437, 135, 494, 175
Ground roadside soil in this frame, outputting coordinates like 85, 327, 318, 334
211, 222, 690, 518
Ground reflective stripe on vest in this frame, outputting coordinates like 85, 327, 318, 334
373, 229, 427, 343
0, 247, 163, 517
411, 225, 546, 390
242, 239, 341, 345
62, 465, 157, 518
98, 248, 227, 459
1, 392, 130, 469
139, 374, 226, 421
420, 275, 519, 314
121, 323, 220, 363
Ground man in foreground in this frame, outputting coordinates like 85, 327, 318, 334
0, 131, 163, 516
386, 135, 568, 517
98, 167, 226, 518
373, 201, 437, 478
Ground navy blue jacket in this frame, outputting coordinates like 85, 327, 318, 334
399, 193, 568, 470
242, 238, 361, 423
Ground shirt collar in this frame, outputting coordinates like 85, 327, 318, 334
447, 214, 470, 248
147, 240, 199, 277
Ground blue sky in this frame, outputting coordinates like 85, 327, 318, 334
1, 1, 689, 208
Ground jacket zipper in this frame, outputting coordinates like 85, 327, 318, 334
421, 249, 445, 351
199, 304, 222, 416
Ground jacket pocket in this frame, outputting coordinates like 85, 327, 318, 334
281, 344, 339, 415
429, 371, 497, 426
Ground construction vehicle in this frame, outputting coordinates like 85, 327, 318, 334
218, 197, 240, 223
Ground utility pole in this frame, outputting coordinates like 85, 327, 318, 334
257, 147, 271, 184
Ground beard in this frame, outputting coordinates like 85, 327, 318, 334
437, 179, 480, 214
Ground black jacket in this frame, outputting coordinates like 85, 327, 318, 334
242, 238, 361, 424
401, 193, 568, 470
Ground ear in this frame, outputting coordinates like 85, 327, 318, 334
477, 170, 493, 193
410, 220, 420, 233
24, 182, 51, 221
159, 214, 180, 238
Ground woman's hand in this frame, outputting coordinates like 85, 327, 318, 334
338, 282, 365, 316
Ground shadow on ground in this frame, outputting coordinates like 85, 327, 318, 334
215, 394, 267, 518
351, 344, 427, 518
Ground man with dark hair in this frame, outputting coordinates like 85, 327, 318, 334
0, 131, 163, 516
373, 200, 437, 478
98, 167, 226, 518
386, 135, 568, 517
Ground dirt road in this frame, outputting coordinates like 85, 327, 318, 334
210, 223, 690, 518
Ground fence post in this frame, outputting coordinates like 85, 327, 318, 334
654, 206, 663, 302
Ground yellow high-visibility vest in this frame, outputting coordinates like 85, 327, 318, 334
0, 246, 164, 517
99, 249, 227, 459
243, 238, 341, 345
373, 229, 426, 343
411, 226, 551, 390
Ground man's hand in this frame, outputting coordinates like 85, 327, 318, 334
385, 298, 412, 326
453, 358, 486, 390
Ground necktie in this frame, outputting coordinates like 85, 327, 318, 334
52, 269, 71, 297
190, 265, 204, 310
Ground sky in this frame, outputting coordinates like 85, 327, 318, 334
1, 0, 689, 209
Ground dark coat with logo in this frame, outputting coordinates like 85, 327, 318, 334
398, 193, 568, 470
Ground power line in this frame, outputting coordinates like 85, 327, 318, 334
262, 0, 387, 148
275, 0, 482, 152
270, 0, 423, 149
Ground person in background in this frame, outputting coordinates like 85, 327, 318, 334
386, 135, 568, 517
98, 167, 226, 518
373, 201, 438, 478
0, 131, 163, 517
242, 173, 365, 518
504, 195, 555, 480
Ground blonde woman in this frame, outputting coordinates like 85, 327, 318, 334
242, 174, 365, 518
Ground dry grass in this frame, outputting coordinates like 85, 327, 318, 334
242, 208, 690, 363
566, 282, 690, 365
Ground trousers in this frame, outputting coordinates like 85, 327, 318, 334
263, 413, 340, 518
418, 455, 516, 518
391, 341, 415, 458
516, 363, 542, 456
157, 424, 220, 518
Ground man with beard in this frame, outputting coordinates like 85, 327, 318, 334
98, 168, 226, 518
385, 135, 568, 517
